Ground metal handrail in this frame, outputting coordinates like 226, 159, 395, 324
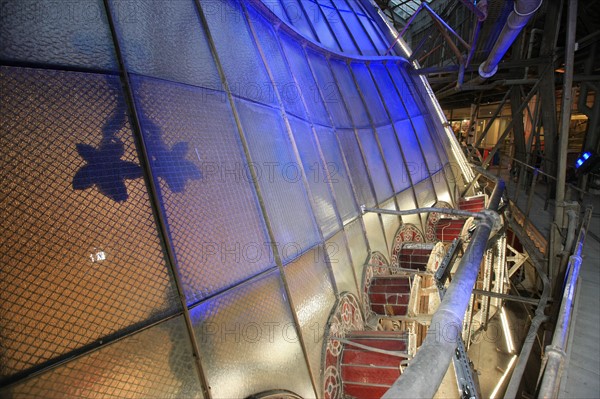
380, 177, 505, 399
537, 207, 592, 398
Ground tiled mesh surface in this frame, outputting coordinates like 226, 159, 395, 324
190, 270, 314, 398
331, 0, 376, 55
307, 50, 352, 128
302, 0, 339, 51
329, 59, 369, 128
279, 33, 330, 126
343, 219, 369, 294
107, 0, 220, 89
235, 99, 320, 255
316, 0, 358, 53
393, 119, 428, 184
314, 125, 358, 223
336, 128, 376, 208
376, 124, 411, 193
0, 0, 117, 70
0, 67, 179, 377
356, 127, 393, 203
130, 76, 274, 304
368, 62, 408, 122
200, 0, 276, 105
396, 189, 423, 230
288, 116, 341, 239
363, 212, 388, 259
411, 115, 442, 173
284, 246, 337, 397
1, 317, 203, 399
246, 5, 307, 119
326, 231, 359, 297
350, 62, 388, 126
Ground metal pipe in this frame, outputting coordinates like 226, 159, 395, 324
382, 180, 505, 399
537, 208, 591, 397
361, 205, 480, 219
479, 0, 544, 78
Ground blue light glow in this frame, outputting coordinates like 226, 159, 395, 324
583, 152, 590, 160
576, 159, 583, 167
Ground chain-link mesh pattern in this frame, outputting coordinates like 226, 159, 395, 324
131, 75, 274, 305
190, 269, 314, 399
1, 317, 203, 399
0, 67, 179, 378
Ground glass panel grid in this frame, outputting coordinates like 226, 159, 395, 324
0, 67, 179, 377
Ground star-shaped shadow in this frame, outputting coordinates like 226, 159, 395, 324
150, 141, 202, 193
73, 140, 143, 202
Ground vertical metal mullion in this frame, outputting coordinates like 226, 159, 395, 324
365, 61, 422, 211
241, 4, 340, 393
314, 1, 345, 52
191, 2, 319, 398
346, 61, 402, 253
300, 45, 375, 285
101, 1, 211, 398
324, 0, 362, 54
340, 0, 379, 53
404, 70, 456, 204
381, 62, 427, 233
389, 64, 442, 217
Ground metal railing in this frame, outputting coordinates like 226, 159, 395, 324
537, 207, 592, 397
362, 175, 506, 399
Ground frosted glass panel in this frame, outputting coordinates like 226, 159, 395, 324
131, 76, 274, 304
307, 50, 352, 128
411, 115, 442, 173
330, 59, 369, 128
369, 62, 408, 122
277, 0, 317, 41
344, 219, 369, 291
315, 126, 358, 223
432, 169, 453, 205
108, 0, 219, 88
414, 178, 437, 208
381, 199, 401, 255
288, 116, 341, 239
387, 63, 420, 117
317, 0, 358, 53
284, 246, 337, 395
331, 0, 375, 55
350, 63, 388, 126
236, 100, 320, 253
303, 0, 339, 51
280, 34, 330, 125
396, 189, 422, 229
377, 124, 411, 193
3, 317, 203, 399
247, 5, 307, 118
1, 0, 117, 70
200, 0, 276, 105
1, 67, 179, 376
356, 128, 393, 203
363, 213, 388, 259
394, 119, 428, 184
326, 231, 359, 297
336, 128, 376, 208
190, 270, 314, 398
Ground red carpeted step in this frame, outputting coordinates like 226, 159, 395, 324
435, 218, 465, 242
459, 195, 486, 212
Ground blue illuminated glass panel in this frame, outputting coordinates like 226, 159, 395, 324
337, 128, 376, 207
315, 126, 359, 223
411, 115, 442, 173
317, 0, 359, 53
288, 116, 341, 239
280, 34, 330, 126
236, 99, 320, 253
307, 50, 352, 128
376, 124, 411, 193
356, 128, 393, 203
394, 119, 427, 184
369, 62, 408, 121
331, 0, 376, 55
330, 59, 369, 128
200, 0, 276, 105
351, 62, 389, 126
302, 0, 340, 50
108, 0, 219, 88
